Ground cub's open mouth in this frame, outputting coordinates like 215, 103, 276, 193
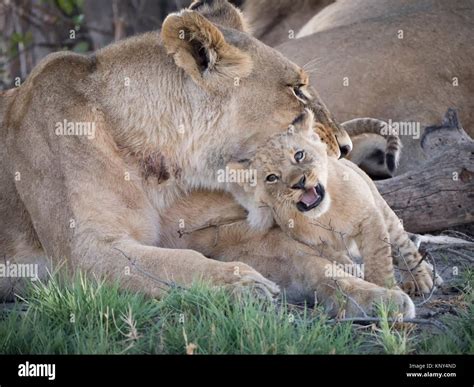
296, 183, 325, 212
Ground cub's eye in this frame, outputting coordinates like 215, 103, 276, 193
294, 150, 305, 163
266, 174, 279, 183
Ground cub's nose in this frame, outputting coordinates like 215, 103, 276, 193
339, 145, 352, 158
291, 175, 306, 190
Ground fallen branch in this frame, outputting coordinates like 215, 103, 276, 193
440, 248, 474, 263
414, 233, 474, 246
375, 109, 474, 233
423, 243, 474, 263
441, 230, 474, 243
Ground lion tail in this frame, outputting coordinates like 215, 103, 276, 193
341, 117, 402, 175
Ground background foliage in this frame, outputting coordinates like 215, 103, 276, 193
0, 0, 242, 89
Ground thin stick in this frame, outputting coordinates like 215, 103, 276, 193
415, 251, 437, 307
177, 219, 243, 238
329, 315, 463, 347
327, 316, 449, 333
113, 247, 184, 291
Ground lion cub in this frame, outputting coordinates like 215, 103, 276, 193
228, 110, 437, 294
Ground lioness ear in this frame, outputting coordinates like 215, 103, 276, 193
161, 10, 253, 86
189, 0, 249, 32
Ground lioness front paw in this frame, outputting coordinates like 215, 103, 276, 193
356, 288, 415, 319
383, 289, 416, 319
223, 262, 280, 300
327, 280, 415, 319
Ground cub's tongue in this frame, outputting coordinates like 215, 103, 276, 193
300, 187, 319, 206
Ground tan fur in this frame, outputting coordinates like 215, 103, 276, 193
161, 9, 253, 84
0, 1, 352, 300
340, 159, 442, 294
243, 0, 334, 46
347, 133, 389, 179
190, 0, 250, 32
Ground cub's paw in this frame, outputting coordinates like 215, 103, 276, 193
400, 261, 440, 296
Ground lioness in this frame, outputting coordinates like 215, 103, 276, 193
0, 0, 353, 300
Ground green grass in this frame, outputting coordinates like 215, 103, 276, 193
0, 273, 162, 354
0, 271, 472, 354
368, 301, 414, 355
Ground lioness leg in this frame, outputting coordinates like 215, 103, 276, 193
70, 237, 279, 298
7, 130, 278, 297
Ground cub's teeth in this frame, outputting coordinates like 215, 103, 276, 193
300, 187, 318, 206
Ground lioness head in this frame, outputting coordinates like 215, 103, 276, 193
159, 0, 351, 170
228, 109, 332, 230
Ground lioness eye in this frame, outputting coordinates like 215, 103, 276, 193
292, 85, 308, 103
266, 174, 279, 183
294, 150, 305, 163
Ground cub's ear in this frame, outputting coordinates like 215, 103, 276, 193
161, 10, 253, 87
189, 0, 249, 32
